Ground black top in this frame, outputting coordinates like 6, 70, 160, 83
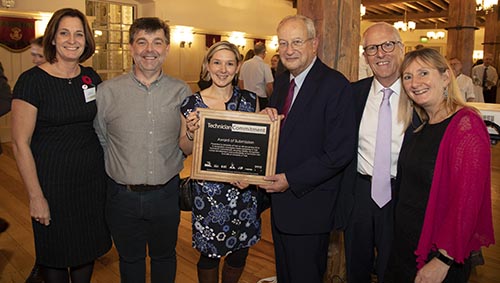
387, 115, 454, 282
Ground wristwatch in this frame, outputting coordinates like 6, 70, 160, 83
436, 251, 454, 266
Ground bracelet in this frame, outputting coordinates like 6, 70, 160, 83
436, 251, 454, 266
186, 131, 194, 141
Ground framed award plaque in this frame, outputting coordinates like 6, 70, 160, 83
191, 108, 280, 185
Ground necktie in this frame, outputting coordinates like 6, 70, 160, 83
281, 79, 295, 125
482, 67, 488, 88
372, 88, 393, 208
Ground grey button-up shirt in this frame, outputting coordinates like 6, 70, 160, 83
94, 71, 191, 185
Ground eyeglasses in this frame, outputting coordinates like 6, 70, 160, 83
363, 41, 401, 56
278, 38, 313, 50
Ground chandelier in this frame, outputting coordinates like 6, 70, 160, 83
427, 31, 445, 39
394, 10, 416, 32
476, 0, 498, 13
427, 23, 445, 40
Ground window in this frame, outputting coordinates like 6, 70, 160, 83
86, 0, 135, 80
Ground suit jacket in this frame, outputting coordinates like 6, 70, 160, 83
268, 59, 356, 234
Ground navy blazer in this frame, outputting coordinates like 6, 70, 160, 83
268, 59, 356, 234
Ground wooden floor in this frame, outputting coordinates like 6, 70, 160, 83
0, 144, 276, 283
0, 142, 499, 283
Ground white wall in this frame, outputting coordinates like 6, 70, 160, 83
156, 0, 294, 38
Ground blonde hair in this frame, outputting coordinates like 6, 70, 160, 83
399, 48, 470, 130
201, 41, 241, 81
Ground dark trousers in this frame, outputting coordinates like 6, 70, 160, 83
344, 174, 395, 283
106, 176, 180, 283
483, 86, 497, 103
271, 214, 330, 283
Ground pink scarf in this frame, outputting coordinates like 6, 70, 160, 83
415, 107, 495, 269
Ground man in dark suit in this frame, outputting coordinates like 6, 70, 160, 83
260, 15, 356, 283
343, 22, 406, 283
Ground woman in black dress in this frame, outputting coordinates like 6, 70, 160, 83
11, 8, 111, 283
386, 48, 494, 283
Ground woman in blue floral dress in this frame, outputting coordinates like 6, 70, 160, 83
180, 41, 266, 283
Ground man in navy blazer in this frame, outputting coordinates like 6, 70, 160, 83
343, 22, 407, 283
260, 15, 356, 283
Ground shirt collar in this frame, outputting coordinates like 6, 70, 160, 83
373, 77, 401, 97
130, 65, 164, 87
290, 56, 317, 89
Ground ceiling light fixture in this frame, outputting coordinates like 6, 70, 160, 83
427, 23, 445, 40
476, 0, 498, 13
427, 31, 445, 39
393, 10, 416, 32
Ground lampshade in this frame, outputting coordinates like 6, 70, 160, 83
476, 0, 498, 12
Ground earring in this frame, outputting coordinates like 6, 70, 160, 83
443, 86, 448, 98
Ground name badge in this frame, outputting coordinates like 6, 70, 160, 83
84, 87, 96, 103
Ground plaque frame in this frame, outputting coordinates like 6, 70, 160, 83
191, 108, 280, 185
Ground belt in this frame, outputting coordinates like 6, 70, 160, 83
125, 183, 167, 192
357, 173, 395, 183
357, 173, 372, 182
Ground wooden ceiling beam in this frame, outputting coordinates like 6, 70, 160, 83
363, 11, 447, 21
429, 0, 448, 10
362, 0, 413, 5
417, 1, 437, 11
404, 2, 425, 12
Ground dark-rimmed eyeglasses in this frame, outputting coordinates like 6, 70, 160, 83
278, 38, 313, 50
363, 41, 401, 56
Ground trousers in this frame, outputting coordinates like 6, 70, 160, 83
106, 175, 180, 283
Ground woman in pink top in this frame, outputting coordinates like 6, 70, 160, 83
386, 48, 495, 283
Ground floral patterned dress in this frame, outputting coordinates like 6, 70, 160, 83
180, 87, 261, 258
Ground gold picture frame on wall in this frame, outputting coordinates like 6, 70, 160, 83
191, 108, 280, 185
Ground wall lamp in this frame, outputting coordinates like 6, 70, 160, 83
1, 0, 15, 8
228, 32, 246, 50
173, 26, 194, 48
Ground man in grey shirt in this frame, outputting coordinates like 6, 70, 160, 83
94, 17, 191, 283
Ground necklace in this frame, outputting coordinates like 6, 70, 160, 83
52, 64, 78, 85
